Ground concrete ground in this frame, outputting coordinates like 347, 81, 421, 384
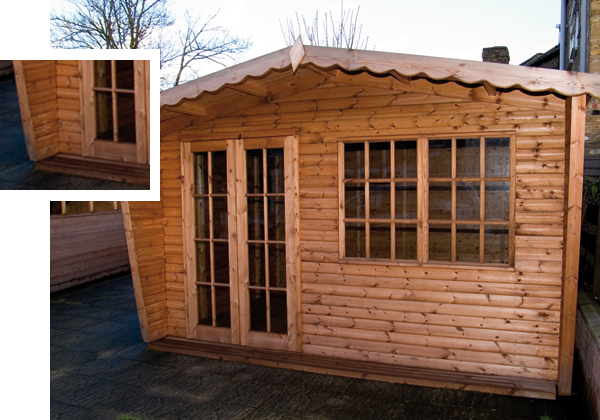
0, 74, 146, 190
50, 274, 595, 420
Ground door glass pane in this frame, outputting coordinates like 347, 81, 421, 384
345, 223, 366, 258
246, 149, 263, 193
247, 197, 264, 240
395, 224, 417, 260
395, 140, 417, 178
485, 182, 510, 221
94, 60, 112, 88
268, 243, 286, 288
456, 182, 480, 220
115, 60, 134, 90
395, 182, 417, 219
212, 151, 228, 194
369, 183, 391, 219
116, 93, 136, 143
194, 153, 209, 194
345, 183, 365, 219
213, 242, 229, 285
429, 224, 451, 261
456, 224, 480, 263
197, 285, 212, 325
212, 197, 228, 239
268, 196, 285, 241
194, 197, 209, 238
267, 149, 284, 193
485, 226, 509, 263
429, 182, 452, 220
270, 291, 288, 334
369, 142, 391, 179
370, 223, 391, 259
345, 142, 365, 179
214, 286, 231, 328
196, 242, 211, 283
485, 138, 510, 177
248, 243, 265, 287
456, 138, 480, 177
429, 139, 452, 178
249, 289, 267, 332
94, 91, 113, 140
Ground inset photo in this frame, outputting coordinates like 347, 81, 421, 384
0, 58, 152, 190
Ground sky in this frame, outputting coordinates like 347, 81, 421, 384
175, 0, 562, 75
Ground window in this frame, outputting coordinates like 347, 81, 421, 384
50, 201, 121, 215
341, 136, 513, 265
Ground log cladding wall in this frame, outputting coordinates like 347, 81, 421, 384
20, 60, 59, 160
170, 78, 568, 382
50, 211, 129, 292
56, 60, 82, 155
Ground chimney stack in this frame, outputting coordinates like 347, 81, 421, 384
482, 46, 510, 64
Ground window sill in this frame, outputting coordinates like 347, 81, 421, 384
338, 257, 516, 271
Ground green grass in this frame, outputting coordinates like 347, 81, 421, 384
540, 416, 553, 420
117, 415, 143, 420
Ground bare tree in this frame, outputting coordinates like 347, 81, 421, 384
50, 0, 251, 88
280, 1, 370, 50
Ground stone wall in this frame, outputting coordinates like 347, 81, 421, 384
575, 291, 600, 420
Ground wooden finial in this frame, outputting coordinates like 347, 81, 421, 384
289, 36, 306, 73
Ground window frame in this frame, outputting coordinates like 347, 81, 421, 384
338, 133, 516, 268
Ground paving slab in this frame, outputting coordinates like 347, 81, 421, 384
51, 273, 595, 420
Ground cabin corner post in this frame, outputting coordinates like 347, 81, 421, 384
12, 60, 37, 162
121, 201, 150, 342
181, 142, 197, 338
557, 94, 586, 396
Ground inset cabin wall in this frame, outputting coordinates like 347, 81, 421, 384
56, 60, 82, 156
159, 79, 568, 383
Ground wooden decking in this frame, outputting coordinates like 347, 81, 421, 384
35, 153, 150, 185
149, 337, 557, 400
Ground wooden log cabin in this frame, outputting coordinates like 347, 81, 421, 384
13, 60, 150, 185
124, 40, 600, 398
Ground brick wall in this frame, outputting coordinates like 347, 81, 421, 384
575, 296, 600, 420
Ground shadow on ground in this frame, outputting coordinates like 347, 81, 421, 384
0, 74, 146, 190
51, 274, 595, 420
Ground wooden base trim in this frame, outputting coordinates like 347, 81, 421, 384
148, 336, 556, 400
35, 153, 150, 185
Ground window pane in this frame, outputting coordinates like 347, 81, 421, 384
268, 196, 285, 241
116, 92, 136, 143
429, 182, 452, 220
429, 224, 451, 261
270, 291, 288, 334
194, 153, 209, 194
246, 149, 263, 193
370, 223, 391, 259
429, 139, 452, 178
214, 286, 231, 328
212, 197, 228, 239
267, 148, 284, 193
212, 151, 228, 194
369, 142, 391, 179
395, 224, 417, 260
456, 182, 480, 220
345, 183, 365, 219
94, 91, 113, 140
268, 244, 286, 288
248, 243, 265, 287
345, 142, 365, 179
345, 223, 366, 258
65, 201, 90, 214
247, 197, 264, 240
456, 224, 480, 263
249, 289, 267, 332
485, 182, 510, 221
92, 201, 115, 212
485, 138, 510, 177
197, 285, 212, 325
395, 140, 417, 178
213, 242, 229, 285
115, 60, 134, 90
456, 138, 480, 178
196, 242, 211, 283
395, 183, 417, 219
485, 226, 509, 263
194, 197, 209, 238
369, 183, 391, 219
94, 60, 112, 88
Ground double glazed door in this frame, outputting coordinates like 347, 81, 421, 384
182, 137, 299, 351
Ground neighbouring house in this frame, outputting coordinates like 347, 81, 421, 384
123, 40, 600, 399
14, 60, 150, 185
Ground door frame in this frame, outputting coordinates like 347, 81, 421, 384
181, 136, 301, 352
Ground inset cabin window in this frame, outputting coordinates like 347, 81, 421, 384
341, 137, 514, 265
